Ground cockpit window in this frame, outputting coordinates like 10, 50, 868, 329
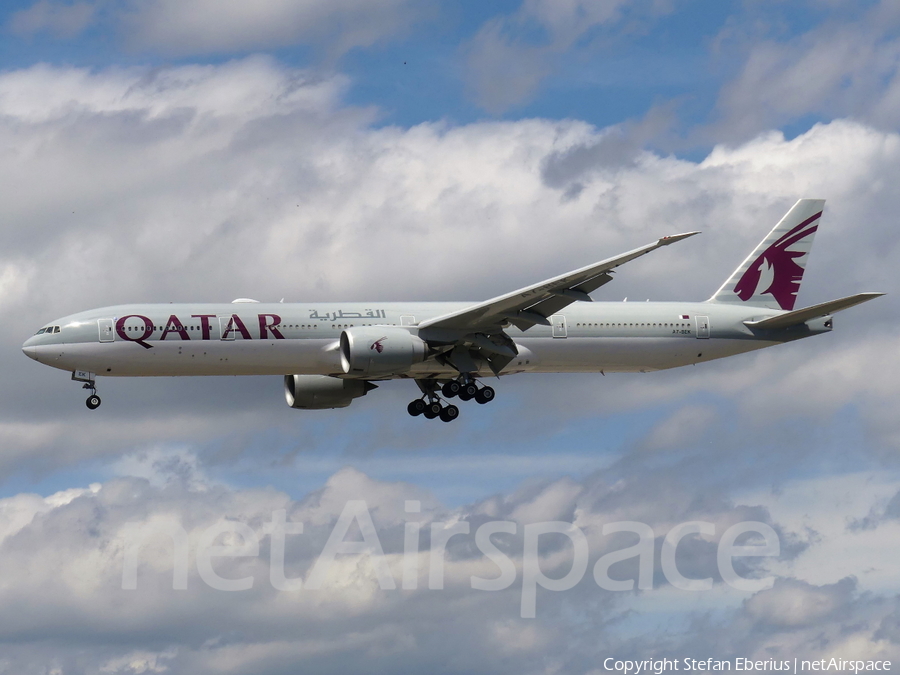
54, 326, 60, 333
36, 328, 46, 335
35, 326, 60, 335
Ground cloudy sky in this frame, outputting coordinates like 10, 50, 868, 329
2, 0, 900, 672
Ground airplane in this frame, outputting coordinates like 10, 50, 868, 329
22, 199, 883, 422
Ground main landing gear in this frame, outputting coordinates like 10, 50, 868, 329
407, 375, 495, 422
407, 398, 459, 422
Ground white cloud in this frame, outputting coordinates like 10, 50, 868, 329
712, 0, 900, 140
6, 0, 427, 57
8, 0, 95, 38
0, 462, 891, 672
463, 0, 671, 113
639, 405, 717, 452
1, 58, 898, 478
0, 6, 897, 669
744, 576, 855, 627
110, 446, 210, 490
125, 0, 425, 56
0, 56, 341, 122
0, 483, 98, 545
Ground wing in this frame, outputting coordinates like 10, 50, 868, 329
419, 231, 700, 333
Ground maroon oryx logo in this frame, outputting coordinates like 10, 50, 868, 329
370, 336, 388, 353
733, 211, 821, 310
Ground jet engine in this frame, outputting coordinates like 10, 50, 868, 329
340, 326, 427, 377
284, 374, 376, 409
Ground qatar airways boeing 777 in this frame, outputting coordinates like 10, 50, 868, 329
22, 199, 883, 422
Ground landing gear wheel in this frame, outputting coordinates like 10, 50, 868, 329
407, 399, 426, 416
439, 404, 459, 422
86, 394, 101, 410
441, 381, 461, 398
423, 401, 442, 419
475, 386, 495, 405
459, 382, 478, 401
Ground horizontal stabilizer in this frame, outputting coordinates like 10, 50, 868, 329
744, 292, 885, 330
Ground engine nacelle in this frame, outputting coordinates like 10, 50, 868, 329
340, 326, 427, 377
284, 374, 376, 409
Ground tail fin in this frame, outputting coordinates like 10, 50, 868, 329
709, 198, 824, 310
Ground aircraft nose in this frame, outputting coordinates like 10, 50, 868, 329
22, 335, 40, 360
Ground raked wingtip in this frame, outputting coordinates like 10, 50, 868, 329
658, 231, 700, 245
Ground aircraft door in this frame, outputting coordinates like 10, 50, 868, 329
551, 315, 568, 338
696, 315, 710, 339
98, 319, 114, 342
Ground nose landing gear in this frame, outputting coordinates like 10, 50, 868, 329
72, 371, 101, 409
83, 382, 101, 410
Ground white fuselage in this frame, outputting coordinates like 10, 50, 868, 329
21, 300, 820, 380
